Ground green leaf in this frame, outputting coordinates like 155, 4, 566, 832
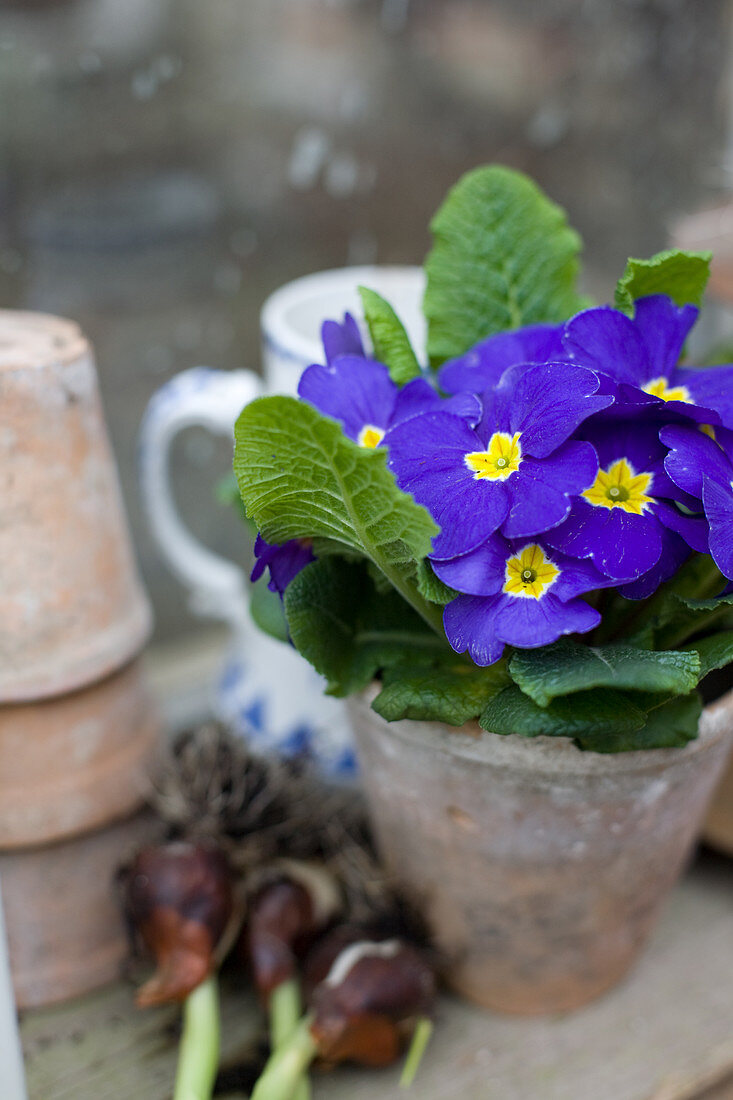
683, 630, 733, 679
614, 249, 711, 316
599, 554, 725, 649
358, 286, 422, 385
234, 395, 444, 634
674, 588, 733, 612
479, 685, 648, 743
249, 574, 289, 644
373, 657, 510, 726
578, 693, 703, 753
424, 165, 589, 369
509, 639, 700, 708
415, 559, 458, 606
284, 558, 449, 696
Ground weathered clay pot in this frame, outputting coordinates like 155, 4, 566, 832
0, 310, 151, 702
0, 658, 159, 849
703, 755, 733, 856
1, 810, 158, 1009
348, 688, 733, 1015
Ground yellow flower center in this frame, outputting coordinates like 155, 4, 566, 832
503, 544, 560, 600
582, 458, 654, 515
643, 376, 691, 403
465, 431, 522, 481
358, 424, 384, 449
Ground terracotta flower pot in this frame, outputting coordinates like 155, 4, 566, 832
348, 688, 733, 1015
1, 810, 158, 1009
0, 658, 159, 849
0, 310, 151, 702
703, 755, 733, 856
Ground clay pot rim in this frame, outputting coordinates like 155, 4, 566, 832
0, 310, 87, 373
356, 684, 733, 778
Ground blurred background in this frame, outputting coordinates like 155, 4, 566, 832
1, 0, 731, 647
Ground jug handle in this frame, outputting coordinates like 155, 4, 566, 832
139, 367, 262, 629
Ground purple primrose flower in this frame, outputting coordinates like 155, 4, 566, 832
298, 352, 479, 450
251, 534, 315, 596
384, 362, 610, 559
545, 422, 703, 584
432, 535, 616, 666
661, 424, 733, 581
565, 295, 733, 426
439, 323, 567, 395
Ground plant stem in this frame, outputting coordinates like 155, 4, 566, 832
400, 1017, 434, 1088
269, 980, 311, 1100
378, 561, 449, 639
251, 1017, 318, 1100
173, 975, 220, 1100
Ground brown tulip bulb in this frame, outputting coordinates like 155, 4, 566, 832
124, 840, 235, 1008
309, 939, 435, 1067
247, 859, 341, 1000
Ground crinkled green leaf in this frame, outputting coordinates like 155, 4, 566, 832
284, 558, 449, 697
234, 396, 437, 563
373, 657, 510, 726
234, 396, 445, 635
674, 589, 733, 612
614, 249, 711, 316
683, 631, 733, 680
416, 559, 458, 606
358, 286, 422, 385
577, 693, 703, 753
509, 639, 700, 708
479, 685, 648, 742
424, 165, 589, 369
249, 574, 289, 644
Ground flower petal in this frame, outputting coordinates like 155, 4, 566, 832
431, 538, 507, 596
391, 377, 481, 427
546, 499, 663, 580
497, 362, 611, 458
618, 529, 692, 599
385, 411, 509, 558
490, 591, 600, 649
298, 355, 397, 441
251, 534, 315, 595
321, 313, 365, 364
501, 441, 599, 539
443, 595, 506, 665
703, 476, 733, 580
661, 424, 730, 499
438, 323, 566, 395
632, 295, 698, 378
564, 306, 649, 387
673, 365, 733, 429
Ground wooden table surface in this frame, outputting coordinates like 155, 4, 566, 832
19, 851, 733, 1100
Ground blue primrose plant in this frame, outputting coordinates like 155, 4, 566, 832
233, 166, 733, 753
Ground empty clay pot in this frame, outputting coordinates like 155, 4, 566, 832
0, 658, 159, 849
0, 310, 151, 702
348, 688, 733, 1015
1, 810, 158, 1009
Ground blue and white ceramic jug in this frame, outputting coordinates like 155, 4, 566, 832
139, 266, 425, 779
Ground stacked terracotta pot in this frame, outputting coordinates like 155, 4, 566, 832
0, 311, 159, 1007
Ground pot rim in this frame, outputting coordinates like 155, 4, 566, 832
0, 310, 87, 373
352, 685, 733, 778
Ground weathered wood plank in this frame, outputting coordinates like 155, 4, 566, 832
21, 854, 733, 1100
